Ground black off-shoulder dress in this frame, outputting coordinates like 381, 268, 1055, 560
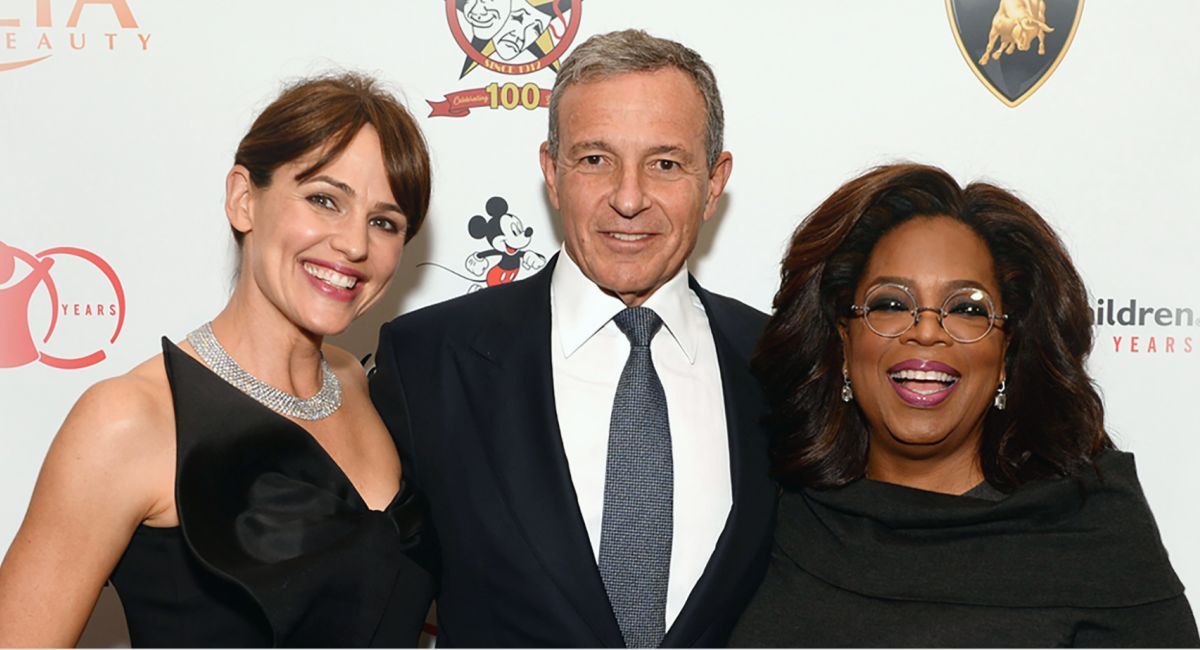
107, 340, 435, 647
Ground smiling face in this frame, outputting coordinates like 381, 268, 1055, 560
539, 68, 732, 307
841, 216, 1007, 474
227, 125, 407, 337
492, 214, 532, 252
464, 0, 511, 42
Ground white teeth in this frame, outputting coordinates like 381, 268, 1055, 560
889, 369, 958, 383
303, 262, 357, 289
610, 232, 649, 242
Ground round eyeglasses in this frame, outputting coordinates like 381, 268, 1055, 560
849, 283, 1008, 344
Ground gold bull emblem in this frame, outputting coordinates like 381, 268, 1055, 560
979, 0, 1055, 66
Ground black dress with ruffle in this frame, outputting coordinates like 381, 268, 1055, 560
108, 339, 435, 647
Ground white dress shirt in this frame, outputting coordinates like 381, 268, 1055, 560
550, 247, 733, 629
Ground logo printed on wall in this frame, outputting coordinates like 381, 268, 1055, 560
428, 0, 581, 118
0, 241, 126, 369
1, 0, 152, 73
418, 196, 548, 293
946, 0, 1083, 107
1092, 297, 1196, 355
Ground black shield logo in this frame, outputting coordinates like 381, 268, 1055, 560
947, 0, 1083, 107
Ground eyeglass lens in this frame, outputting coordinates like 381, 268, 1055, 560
863, 285, 996, 342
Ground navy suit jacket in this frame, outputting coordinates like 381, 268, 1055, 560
370, 256, 775, 647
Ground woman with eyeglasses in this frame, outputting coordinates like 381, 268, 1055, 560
731, 163, 1198, 647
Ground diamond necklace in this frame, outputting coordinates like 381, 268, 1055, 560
186, 321, 342, 421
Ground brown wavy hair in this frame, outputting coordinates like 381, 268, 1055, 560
753, 163, 1112, 491
233, 72, 431, 242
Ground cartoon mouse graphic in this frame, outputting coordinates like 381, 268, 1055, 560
462, 196, 546, 291
419, 196, 548, 293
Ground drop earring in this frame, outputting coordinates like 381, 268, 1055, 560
993, 380, 1007, 410
841, 367, 854, 403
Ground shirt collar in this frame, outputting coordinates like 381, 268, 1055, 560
551, 246, 701, 364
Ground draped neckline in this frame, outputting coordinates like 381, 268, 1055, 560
164, 337, 400, 515
775, 450, 1185, 609
159, 337, 432, 646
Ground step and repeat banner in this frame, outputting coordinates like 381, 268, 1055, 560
2, 0, 1197, 644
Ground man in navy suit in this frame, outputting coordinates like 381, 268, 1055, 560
371, 29, 775, 647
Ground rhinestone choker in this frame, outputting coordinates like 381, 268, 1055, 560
186, 321, 342, 421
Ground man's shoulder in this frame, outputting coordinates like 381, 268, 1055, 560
689, 282, 769, 364
695, 285, 769, 334
382, 271, 550, 343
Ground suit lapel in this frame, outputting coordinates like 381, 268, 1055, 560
662, 280, 775, 647
458, 256, 624, 647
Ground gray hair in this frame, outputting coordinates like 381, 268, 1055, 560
546, 29, 725, 169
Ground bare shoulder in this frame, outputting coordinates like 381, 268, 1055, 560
0, 352, 178, 644
36, 350, 177, 526
64, 353, 173, 451
50, 353, 175, 504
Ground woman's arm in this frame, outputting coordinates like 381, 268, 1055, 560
0, 374, 173, 647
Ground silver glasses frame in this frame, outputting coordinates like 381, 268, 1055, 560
848, 282, 1008, 344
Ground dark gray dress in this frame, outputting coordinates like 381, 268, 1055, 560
731, 451, 1199, 647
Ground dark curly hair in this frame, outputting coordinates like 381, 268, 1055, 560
753, 163, 1112, 491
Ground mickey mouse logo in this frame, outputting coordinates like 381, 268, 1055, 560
420, 196, 547, 293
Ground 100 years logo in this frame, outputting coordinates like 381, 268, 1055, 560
428, 0, 581, 117
0, 241, 126, 370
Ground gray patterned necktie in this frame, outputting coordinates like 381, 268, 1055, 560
598, 307, 673, 648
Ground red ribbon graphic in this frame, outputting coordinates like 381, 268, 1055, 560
427, 86, 551, 118
427, 88, 491, 118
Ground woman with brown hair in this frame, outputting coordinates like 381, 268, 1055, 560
0, 73, 435, 647
731, 163, 1198, 646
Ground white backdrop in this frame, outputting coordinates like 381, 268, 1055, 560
2, 0, 1197, 644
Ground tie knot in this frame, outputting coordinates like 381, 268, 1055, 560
613, 307, 663, 348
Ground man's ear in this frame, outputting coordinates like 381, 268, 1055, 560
538, 142, 560, 212
225, 165, 255, 235
701, 151, 733, 222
